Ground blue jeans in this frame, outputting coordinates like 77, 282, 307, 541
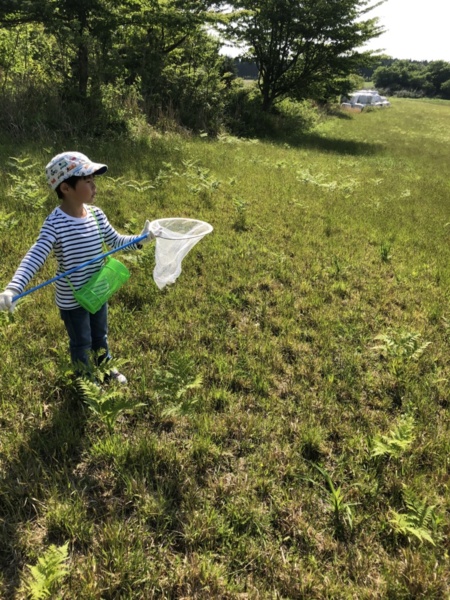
60, 303, 111, 371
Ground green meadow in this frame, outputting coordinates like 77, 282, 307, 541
1, 98, 449, 598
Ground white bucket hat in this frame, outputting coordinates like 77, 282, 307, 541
45, 151, 108, 190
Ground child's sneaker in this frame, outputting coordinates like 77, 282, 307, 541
108, 369, 127, 384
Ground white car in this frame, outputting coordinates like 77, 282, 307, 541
341, 91, 390, 111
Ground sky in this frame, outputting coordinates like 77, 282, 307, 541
362, 0, 450, 62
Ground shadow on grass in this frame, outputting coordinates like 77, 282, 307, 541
0, 387, 88, 599
0, 381, 190, 598
1, 135, 180, 176
227, 112, 384, 156
285, 132, 384, 155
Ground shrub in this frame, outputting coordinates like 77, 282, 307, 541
224, 83, 319, 139
440, 78, 450, 99
393, 89, 426, 99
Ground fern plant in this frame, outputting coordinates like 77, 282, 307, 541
95, 353, 129, 385
388, 487, 440, 546
123, 179, 155, 193
153, 353, 203, 417
372, 331, 431, 379
379, 241, 392, 262
72, 350, 128, 385
370, 414, 415, 459
153, 161, 178, 187
233, 196, 249, 232
181, 159, 220, 204
0, 210, 19, 231
22, 542, 69, 599
78, 378, 145, 433
7, 156, 47, 210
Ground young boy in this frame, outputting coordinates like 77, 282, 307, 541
0, 151, 157, 383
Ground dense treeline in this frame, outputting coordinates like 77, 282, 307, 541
372, 59, 450, 99
0, 0, 387, 138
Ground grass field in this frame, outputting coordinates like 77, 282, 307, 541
1, 97, 449, 599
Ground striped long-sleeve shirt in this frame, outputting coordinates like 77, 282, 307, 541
9, 205, 142, 310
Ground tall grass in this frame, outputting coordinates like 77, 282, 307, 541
0, 98, 449, 598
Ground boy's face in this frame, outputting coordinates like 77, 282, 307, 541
64, 175, 97, 204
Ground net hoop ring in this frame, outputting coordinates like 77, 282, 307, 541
152, 218, 213, 240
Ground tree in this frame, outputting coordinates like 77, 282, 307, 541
374, 60, 428, 93
373, 59, 450, 97
109, 0, 214, 92
440, 79, 450, 100
222, 0, 384, 110
0, 0, 119, 97
0, 1, 231, 134
0, 0, 218, 99
425, 60, 450, 96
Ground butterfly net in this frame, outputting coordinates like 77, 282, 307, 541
150, 218, 213, 289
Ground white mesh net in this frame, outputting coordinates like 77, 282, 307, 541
150, 218, 213, 289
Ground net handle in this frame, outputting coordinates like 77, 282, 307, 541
12, 233, 148, 303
